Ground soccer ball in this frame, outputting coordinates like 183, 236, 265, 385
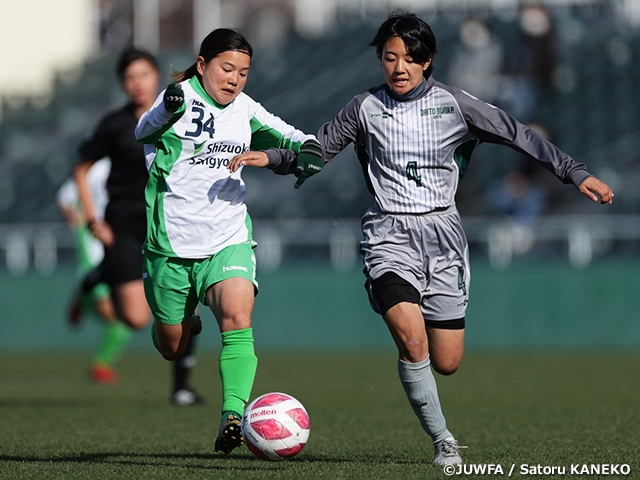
241, 392, 310, 461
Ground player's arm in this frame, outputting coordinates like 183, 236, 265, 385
315, 93, 366, 162
227, 149, 292, 173
75, 159, 115, 247
246, 101, 323, 186
76, 121, 116, 245
285, 92, 368, 187
248, 101, 313, 152
447, 84, 613, 203
135, 83, 186, 144
227, 143, 323, 190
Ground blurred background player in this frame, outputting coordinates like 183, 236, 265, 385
74, 46, 203, 405
292, 10, 614, 466
136, 28, 320, 455
57, 158, 133, 384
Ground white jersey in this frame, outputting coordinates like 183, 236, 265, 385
136, 76, 314, 259
56, 158, 111, 265
56, 158, 110, 218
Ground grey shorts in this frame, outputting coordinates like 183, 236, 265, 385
360, 205, 470, 322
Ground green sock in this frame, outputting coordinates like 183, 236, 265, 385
219, 328, 258, 419
93, 321, 133, 367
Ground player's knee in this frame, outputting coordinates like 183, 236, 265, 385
158, 341, 184, 361
431, 357, 461, 376
121, 313, 150, 330
220, 312, 252, 331
400, 337, 428, 363
159, 348, 179, 361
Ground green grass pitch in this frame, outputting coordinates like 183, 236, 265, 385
0, 351, 638, 479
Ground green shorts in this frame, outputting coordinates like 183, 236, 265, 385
143, 242, 258, 325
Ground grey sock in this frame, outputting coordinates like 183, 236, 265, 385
398, 356, 452, 443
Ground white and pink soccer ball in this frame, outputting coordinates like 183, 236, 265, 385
241, 392, 310, 461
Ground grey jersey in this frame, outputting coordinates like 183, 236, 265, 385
314, 76, 592, 214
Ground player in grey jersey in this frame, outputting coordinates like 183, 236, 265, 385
290, 12, 614, 466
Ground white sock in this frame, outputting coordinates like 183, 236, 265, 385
398, 356, 452, 443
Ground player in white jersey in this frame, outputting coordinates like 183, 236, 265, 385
292, 12, 614, 466
75, 47, 204, 401
135, 28, 321, 455
57, 159, 133, 384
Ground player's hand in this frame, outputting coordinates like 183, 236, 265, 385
89, 219, 116, 248
163, 83, 184, 112
228, 151, 269, 173
294, 139, 323, 189
579, 176, 614, 204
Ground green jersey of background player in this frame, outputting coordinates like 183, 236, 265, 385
135, 28, 322, 455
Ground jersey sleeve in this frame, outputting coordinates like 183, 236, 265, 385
135, 90, 186, 144
316, 92, 368, 162
264, 148, 298, 175
56, 178, 78, 210
445, 84, 592, 187
249, 100, 314, 151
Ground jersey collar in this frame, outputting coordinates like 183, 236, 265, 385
189, 76, 229, 109
386, 77, 430, 103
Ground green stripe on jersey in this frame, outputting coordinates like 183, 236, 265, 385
453, 138, 479, 184
145, 126, 184, 256
249, 116, 305, 152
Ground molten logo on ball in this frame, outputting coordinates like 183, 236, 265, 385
241, 392, 310, 461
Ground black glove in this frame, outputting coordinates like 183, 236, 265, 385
163, 83, 184, 112
294, 139, 323, 189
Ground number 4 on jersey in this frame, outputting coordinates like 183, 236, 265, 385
406, 161, 423, 187
185, 106, 215, 138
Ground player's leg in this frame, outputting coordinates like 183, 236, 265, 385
90, 283, 134, 385
68, 228, 104, 326
373, 275, 454, 447
171, 328, 206, 406
384, 300, 429, 362
112, 279, 151, 330
418, 210, 469, 465
101, 231, 151, 330
196, 242, 258, 455
144, 251, 199, 361
152, 319, 192, 360
426, 326, 464, 376
207, 277, 256, 414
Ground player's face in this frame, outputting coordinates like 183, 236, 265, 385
122, 59, 160, 107
381, 36, 431, 96
197, 51, 251, 105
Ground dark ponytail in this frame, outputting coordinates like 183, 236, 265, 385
172, 28, 253, 82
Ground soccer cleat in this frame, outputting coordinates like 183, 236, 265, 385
433, 436, 465, 465
90, 364, 119, 385
214, 414, 244, 455
171, 388, 205, 407
190, 314, 202, 336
